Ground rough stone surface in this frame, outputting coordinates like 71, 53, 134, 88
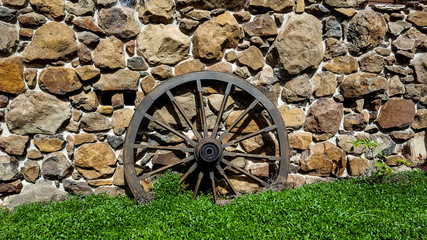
34, 134, 65, 152
278, 105, 305, 130
248, 0, 293, 13
27, 149, 43, 160
75, 143, 117, 179
39, 67, 82, 95
22, 22, 77, 63
271, 14, 323, 75
175, 59, 205, 76
66, 0, 95, 16
192, 11, 243, 61
75, 65, 100, 81
301, 142, 346, 177
402, 131, 426, 167
77, 31, 100, 47
207, 61, 232, 73
359, 52, 384, 73
242, 13, 277, 37
29, 0, 65, 19
112, 165, 125, 186
289, 132, 312, 150
366, 133, 396, 159
390, 129, 415, 141
80, 112, 111, 132
41, 152, 73, 180
0, 155, 20, 181
138, 0, 175, 24
386, 75, 405, 96
94, 186, 125, 196
312, 72, 337, 97
0, 135, 29, 156
305, 98, 343, 135
62, 179, 93, 195
17, 12, 46, 26
347, 10, 386, 53
377, 99, 415, 129
324, 38, 347, 60
324, 0, 367, 8
93, 36, 125, 69
20, 160, 40, 183
324, 16, 342, 39
323, 55, 358, 74
6, 91, 71, 135
340, 73, 387, 98
111, 108, 134, 135
93, 69, 139, 91
412, 109, 427, 130
74, 133, 97, 146
5, 179, 67, 209
0, 179, 22, 195
127, 57, 148, 71
407, 11, 427, 27
98, 7, 140, 39
72, 17, 105, 34
392, 28, 427, 53
0, 56, 26, 95
344, 112, 369, 131
70, 91, 99, 112
237, 46, 265, 71
411, 54, 427, 84
137, 24, 191, 65
0, 7, 17, 22
281, 74, 312, 103
347, 156, 367, 176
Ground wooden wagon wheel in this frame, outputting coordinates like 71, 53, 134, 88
124, 71, 289, 203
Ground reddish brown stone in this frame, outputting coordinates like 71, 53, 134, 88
305, 98, 343, 135
377, 98, 415, 129
242, 13, 277, 37
39, 67, 82, 95
72, 17, 105, 34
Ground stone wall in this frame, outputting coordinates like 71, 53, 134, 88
0, 0, 426, 208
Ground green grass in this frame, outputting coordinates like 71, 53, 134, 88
1, 171, 426, 239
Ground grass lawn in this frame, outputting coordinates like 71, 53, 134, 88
1, 170, 426, 239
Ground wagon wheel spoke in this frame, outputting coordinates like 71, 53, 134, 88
138, 156, 195, 180
144, 113, 197, 146
192, 170, 204, 199
132, 144, 194, 153
218, 99, 260, 142
166, 90, 202, 140
216, 165, 238, 195
211, 82, 233, 138
221, 159, 269, 187
196, 79, 208, 138
223, 151, 280, 162
209, 170, 218, 203
179, 162, 198, 184
223, 125, 277, 148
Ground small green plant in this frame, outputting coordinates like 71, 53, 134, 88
348, 138, 409, 176
152, 169, 185, 199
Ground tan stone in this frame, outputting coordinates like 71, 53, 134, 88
242, 13, 277, 37
295, 0, 304, 13
24, 68, 37, 90
66, 135, 74, 157
69, 91, 99, 112
301, 141, 346, 177
140, 75, 156, 94
237, 46, 265, 71
192, 11, 243, 61
402, 131, 426, 167
248, 0, 293, 13
20, 160, 40, 183
75, 66, 100, 81
19, 28, 34, 38
136, 24, 191, 65
287, 174, 305, 188
30, 0, 65, 19
27, 149, 43, 159
225, 110, 262, 134
323, 55, 358, 74
112, 165, 125, 186
75, 142, 116, 180
289, 132, 312, 150
347, 156, 367, 176
93, 70, 140, 91
151, 65, 174, 80
175, 59, 205, 76
206, 62, 233, 73
407, 11, 427, 27
0, 56, 26, 95
0, 135, 29, 155
312, 72, 337, 98
34, 134, 64, 152
93, 36, 125, 69
112, 108, 134, 135
2, 0, 27, 7
80, 112, 110, 132
217, 175, 260, 194
387, 75, 405, 97
412, 109, 427, 130
138, 0, 175, 24
278, 105, 305, 130
39, 67, 82, 95
87, 179, 113, 186
377, 99, 415, 129
97, 106, 114, 115
22, 22, 77, 63
74, 133, 96, 146
334, 8, 356, 17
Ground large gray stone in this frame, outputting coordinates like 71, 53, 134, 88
6, 91, 71, 135
41, 152, 73, 180
270, 14, 323, 75
4, 179, 67, 209
0, 22, 18, 55
98, 7, 140, 39
137, 24, 191, 65
410, 53, 427, 84
0, 154, 20, 181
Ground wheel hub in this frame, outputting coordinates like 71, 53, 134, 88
195, 138, 223, 165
